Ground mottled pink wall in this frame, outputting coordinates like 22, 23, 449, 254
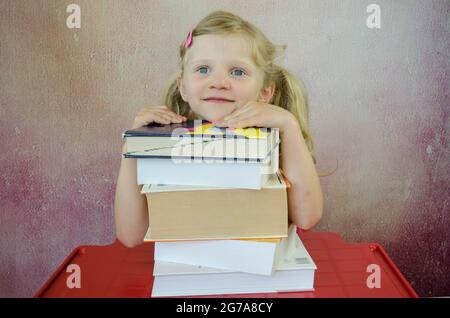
0, 0, 448, 297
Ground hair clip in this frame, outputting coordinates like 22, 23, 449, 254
184, 30, 193, 49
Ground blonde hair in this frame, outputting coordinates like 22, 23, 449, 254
162, 10, 317, 164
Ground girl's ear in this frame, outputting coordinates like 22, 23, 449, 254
176, 75, 188, 102
258, 83, 276, 104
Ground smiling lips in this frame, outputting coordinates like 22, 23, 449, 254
203, 97, 235, 103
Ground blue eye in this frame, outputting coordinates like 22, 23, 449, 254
197, 66, 209, 74
231, 68, 246, 77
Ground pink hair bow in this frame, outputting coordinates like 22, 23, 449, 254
184, 30, 193, 49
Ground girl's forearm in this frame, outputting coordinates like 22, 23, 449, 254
280, 118, 323, 230
114, 143, 149, 247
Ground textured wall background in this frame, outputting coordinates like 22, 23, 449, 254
0, 0, 448, 297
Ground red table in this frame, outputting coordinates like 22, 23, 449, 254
35, 231, 418, 298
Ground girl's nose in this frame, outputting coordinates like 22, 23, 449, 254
209, 73, 231, 90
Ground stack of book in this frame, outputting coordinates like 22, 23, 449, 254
122, 120, 316, 297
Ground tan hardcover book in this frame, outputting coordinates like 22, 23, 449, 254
143, 171, 290, 241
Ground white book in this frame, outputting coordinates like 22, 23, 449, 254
136, 141, 279, 190
154, 225, 297, 276
151, 226, 316, 297
141, 170, 286, 194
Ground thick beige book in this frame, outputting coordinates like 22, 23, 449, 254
143, 171, 290, 241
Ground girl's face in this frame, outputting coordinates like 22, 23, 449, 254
177, 33, 274, 122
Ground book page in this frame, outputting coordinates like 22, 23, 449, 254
141, 170, 286, 193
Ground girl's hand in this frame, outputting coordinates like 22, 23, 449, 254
131, 105, 186, 129
213, 101, 296, 133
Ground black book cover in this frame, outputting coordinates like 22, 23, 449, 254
123, 120, 273, 139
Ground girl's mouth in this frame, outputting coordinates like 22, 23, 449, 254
203, 97, 235, 103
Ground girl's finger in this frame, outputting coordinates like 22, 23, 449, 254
154, 112, 186, 124
221, 109, 256, 127
153, 115, 172, 124
227, 113, 261, 129
166, 112, 187, 121
132, 112, 159, 127
156, 109, 186, 121
153, 112, 175, 123
167, 116, 183, 123
133, 111, 186, 128
222, 104, 254, 122
141, 112, 171, 124
163, 114, 186, 123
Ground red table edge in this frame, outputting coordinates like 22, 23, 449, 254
34, 233, 420, 298
34, 245, 92, 298
365, 242, 419, 298
298, 229, 419, 298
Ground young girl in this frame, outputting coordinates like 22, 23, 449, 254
114, 11, 323, 247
